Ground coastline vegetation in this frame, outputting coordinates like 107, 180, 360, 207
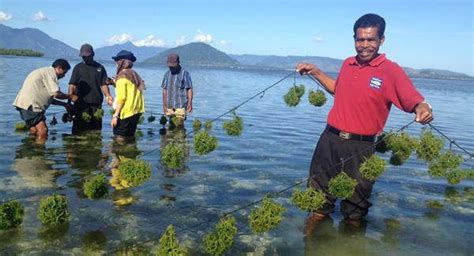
0, 48, 43, 57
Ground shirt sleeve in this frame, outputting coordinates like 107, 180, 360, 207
115, 78, 127, 104
161, 71, 169, 89
100, 65, 108, 86
68, 65, 80, 85
184, 71, 193, 89
44, 68, 59, 96
387, 65, 424, 113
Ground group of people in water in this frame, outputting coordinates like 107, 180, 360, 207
13, 44, 193, 142
12, 13, 435, 229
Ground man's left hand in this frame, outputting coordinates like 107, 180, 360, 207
187, 104, 193, 113
415, 102, 433, 124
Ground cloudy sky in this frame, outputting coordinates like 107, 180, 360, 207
0, 0, 472, 75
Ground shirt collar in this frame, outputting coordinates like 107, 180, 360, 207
348, 53, 386, 67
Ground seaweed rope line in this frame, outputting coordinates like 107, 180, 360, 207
140, 71, 296, 157
115, 119, 419, 253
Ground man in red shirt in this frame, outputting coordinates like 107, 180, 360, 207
296, 13, 433, 227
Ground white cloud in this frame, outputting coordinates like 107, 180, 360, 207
193, 31, 213, 43
107, 33, 166, 47
32, 11, 50, 22
133, 35, 166, 47
219, 40, 227, 45
106, 33, 135, 45
312, 36, 324, 43
0, 11, 13, 22
176, 35, 188, 46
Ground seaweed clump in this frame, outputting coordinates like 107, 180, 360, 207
204, 120, 213, 131
222, 112, 243, 136
93, 109, 104, 120
156, 224, 187, 256
82, 112, 92, 122
385, 132, 417, 165
37, 194, 69, 226
203, 216, 238, 256
194, 130, 218, 156
291, 187, 326, 212
193, 119, 202, 131
161, 143, 185, 169
284, 84, 305, 107
0, 200, 24, 230
118, 158, 152, 187
160, 115, 168, 126
416, 129, 444, 162
83, 174, 108, 199
428, 151, 463, 177
328, 171, 357, 199
148, 114, 156, 123
249, 197, 286, 233
15, 122, 29, 132
308, 89, 327, 107
359, 155, 387, 181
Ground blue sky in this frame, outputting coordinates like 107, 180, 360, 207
0, 0, 472, 75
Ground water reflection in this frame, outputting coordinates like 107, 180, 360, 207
304, 216, 378, 256
12, 137, 59, 188
64, 131, 106, 173
38, 222, 69, 243
82, 230, 107, 254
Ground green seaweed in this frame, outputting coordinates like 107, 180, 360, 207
203, 216, 238, 256
428, 150, 463, 177
194, 130, 218, 156
82, 111, 92, 122
425, 200, 444, 209
445, 169, 467, 185
15, 122, 28, 132
308, 89, 327, 107
161, 143, 185, 169
359, 155, 387, 181
204, 120, 213, 131
83, 174, 108, 199
169, 116, 184, 130
328, 171, 357, 199
0, 200, 24, 230
156, 224, 187, 256
160, 115, 168, 126
249, 197, 286, 233
148, 114, 156, 123
291, 187, 326, 212
283, 85, 305, 107
416, 129, 444, 162
118, 159, 152, 187
223, 112, 243, 136
193, 119, 202, 131
93, 109, 104, 120
37, 194, 69, 226
138, 115, 145, 125
386, 132, 417, 165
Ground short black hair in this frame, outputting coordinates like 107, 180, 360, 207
353, 13, 385, 38
51, 59, 71, 70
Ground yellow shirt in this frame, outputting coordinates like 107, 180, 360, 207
115, 78, 145, 119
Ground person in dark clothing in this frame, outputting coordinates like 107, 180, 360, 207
296, 13, 433, 226
68, 43, 113, 134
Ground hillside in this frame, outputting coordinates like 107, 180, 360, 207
144, 42, 240, 67
95, 41, 166, 62
0, 24, 78, 59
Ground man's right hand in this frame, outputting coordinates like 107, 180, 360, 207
69, 94, 78, 102
296, 63, 321, 76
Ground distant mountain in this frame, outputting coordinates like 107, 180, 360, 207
0, 24, 78, 59
144, 42, 240, 67
94, 41, 166, 62
234, 54, 343, 73
403, 67, 472, 80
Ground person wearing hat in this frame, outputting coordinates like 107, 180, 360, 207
110, 50, 145, 141
161, 53, 193, 127
13, 59, 77, 140
68, 43, 114, 134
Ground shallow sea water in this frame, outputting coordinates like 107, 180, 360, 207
0, 56, 473, 255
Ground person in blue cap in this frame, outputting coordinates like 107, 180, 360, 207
110, 50, 145, 141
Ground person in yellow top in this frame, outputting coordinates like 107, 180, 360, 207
110, 50, 145, 140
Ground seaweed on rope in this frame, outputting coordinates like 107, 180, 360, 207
291, 187, 326, 212
308, 89, 327, 107
248, 196, 286, 233
203, 215, 238, 256
222, 111, 243, 136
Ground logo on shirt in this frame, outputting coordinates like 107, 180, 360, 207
97, 68, 102, 72
369, 77, 383, 89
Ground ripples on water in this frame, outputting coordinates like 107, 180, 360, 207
0, 56, 473, 255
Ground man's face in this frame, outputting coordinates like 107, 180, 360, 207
57, 67, 68, 79
354, 27, 384, 64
